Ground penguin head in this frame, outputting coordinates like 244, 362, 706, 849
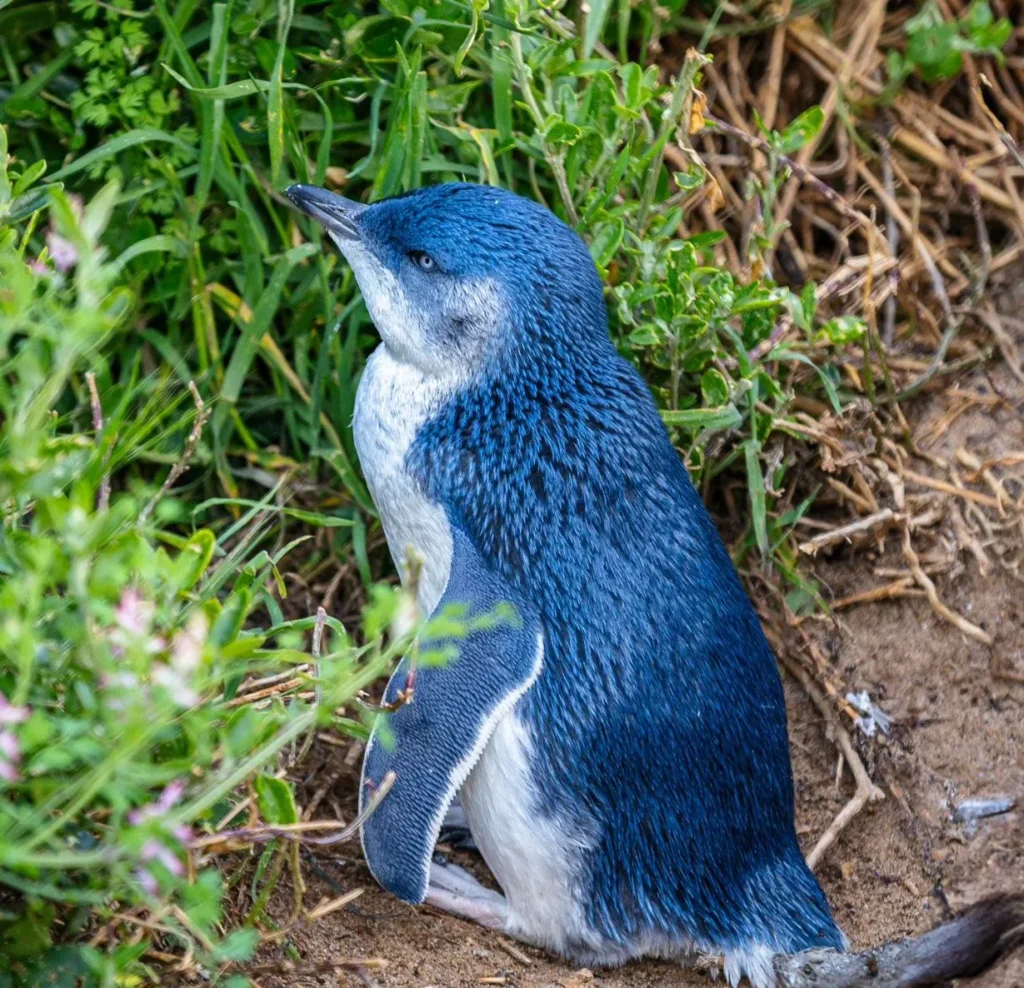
286, 182, 608, 377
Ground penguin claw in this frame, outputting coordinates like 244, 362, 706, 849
437, 825, 478, 851
425, 885, 508, 930
439, 797, 479, 851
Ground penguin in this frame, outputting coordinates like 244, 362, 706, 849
285, 181, 1023, 987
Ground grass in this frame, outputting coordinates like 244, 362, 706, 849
0, 0, 1017, 982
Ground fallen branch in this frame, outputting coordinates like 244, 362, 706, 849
831, 578, 918, 611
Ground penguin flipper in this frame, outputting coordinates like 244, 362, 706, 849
359, 527, 543, 904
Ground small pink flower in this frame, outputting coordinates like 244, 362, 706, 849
114, 590, 154, 636
0, 718, 23, 784
0, 732, 19, 763
152, 665, 198, 707
129, 780, 186, 824
141, 838, 184, 877
29, 257, 49, 276
0, 694, 28, 726
135, 868, 158, 896
46, 231, 78, 272
170, 613, 207, 673
158, 780, 186, 811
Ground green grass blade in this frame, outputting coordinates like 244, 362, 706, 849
193, 3, 231, 227
582, 0, 614, 57
192, 498, 354, 527
47, 130, 196, 183
219, 242, 317, 408
744, 438, 769, 557
268, 0, 296, 186
661, 404, 743, 431
109, 235, 189, 275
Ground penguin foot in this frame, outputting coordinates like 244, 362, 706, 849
428, 858, 494, 896
437, 826, 478, 851
438, 798, 479, 851
425, 859, 508, 931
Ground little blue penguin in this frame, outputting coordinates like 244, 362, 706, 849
286, 182, 1023, 988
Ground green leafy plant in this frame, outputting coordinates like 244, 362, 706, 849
887, 0, 1012, 85
0, 153, 426, 981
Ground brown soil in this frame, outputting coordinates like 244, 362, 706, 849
260, 327, 1024, 986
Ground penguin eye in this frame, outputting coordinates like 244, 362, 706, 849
408, 250, 437, 272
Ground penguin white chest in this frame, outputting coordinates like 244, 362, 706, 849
353, 345, 455, 615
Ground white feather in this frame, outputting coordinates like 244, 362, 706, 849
461, 707, 602, 956
353, 343, 459, 614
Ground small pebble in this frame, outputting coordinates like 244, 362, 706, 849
952, 795, 1016, 823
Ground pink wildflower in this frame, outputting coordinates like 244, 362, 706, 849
128, 780, 186, 825
0, 693, 28, 726
135, 868, 159, 896
141, 838, 184, 877
0, 732, 20, 784
45, 230, 78, 272
170, 613, 207, 673
114, 589, 154, 636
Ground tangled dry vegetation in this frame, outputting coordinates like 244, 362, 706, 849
661, 0, 1024, 874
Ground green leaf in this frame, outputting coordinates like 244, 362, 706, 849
163, 66, 268, 100
254, 774, 299, 825
181, 870, 223, 933
109, 235, 189, 275
268, 41, 288, 185
192, 498, 354, 528
700, 368, 730, 407
544, 117, 583, 146
174, 529, 217, 593
816, 315, 866, 345
777, 106, 824, 154
12, 159, 46, 198
0, 49, 74, 120
210, 588, 252, 647
772, 348, 844, 414
686, 230, 726, 249
582, 0, 614, 57
661, 404, 742, 431
744, 439, 769, 557
214, 928, 259, 963
454, 0, 484, 75
589, 219, 624, 268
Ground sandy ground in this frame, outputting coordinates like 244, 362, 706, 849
259, 318, 1024, 986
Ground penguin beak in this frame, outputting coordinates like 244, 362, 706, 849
285, 184, 366, 241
